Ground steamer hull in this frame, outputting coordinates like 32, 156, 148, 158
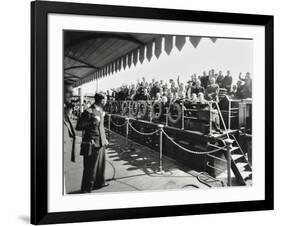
105, 97, 252, 185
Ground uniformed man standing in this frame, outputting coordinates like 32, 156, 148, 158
76, 93, 109, 193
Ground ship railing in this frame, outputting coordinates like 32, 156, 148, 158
106, 113, 232, 186
107, 99, 232, 138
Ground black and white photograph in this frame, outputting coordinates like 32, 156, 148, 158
0, 0, 278, 225
63, 30, 253, 194
29, 1, 274, 224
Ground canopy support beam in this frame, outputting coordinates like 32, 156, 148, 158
64, 65, 98, 71
65, 54, 99, 69
65, 33, 145, 49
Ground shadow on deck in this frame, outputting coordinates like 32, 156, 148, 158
66, 129, 224, 195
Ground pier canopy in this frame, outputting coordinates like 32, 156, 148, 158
64, 30, 216, 87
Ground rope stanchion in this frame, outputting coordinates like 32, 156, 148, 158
181, 103, 185, 130
108, 114, 111, 141
125, 117, 129, 146
118, 118, 132, 155
152, 124, 171, 175
122, 117, 131, 153
158, 124, 164, 173
165, 107, 169, 126
209, 102, 213, 136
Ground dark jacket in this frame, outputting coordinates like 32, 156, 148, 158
191, 86, 205, 95
64, 111, 76, 162
200, 76, 209, 89
76, 105, 107, 156
150, 85, 160, 98
222, 75, 233, 90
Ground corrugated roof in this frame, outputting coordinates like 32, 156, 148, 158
64, 31, 217, 87
64, 30, 161, 87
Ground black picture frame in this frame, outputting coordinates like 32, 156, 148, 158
31, 0, 274, 224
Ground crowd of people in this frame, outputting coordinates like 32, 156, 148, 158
106, 69, 252, 105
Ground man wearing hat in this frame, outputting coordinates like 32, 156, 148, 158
76, 93, 109, 193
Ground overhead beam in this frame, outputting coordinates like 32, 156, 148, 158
64, 65, 97, 71
64, 71, 80, 79
64, 77, 76, 82
65, 33, 145, 49
65, 54, 99, 69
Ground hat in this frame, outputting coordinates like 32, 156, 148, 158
94, 93, 106, 102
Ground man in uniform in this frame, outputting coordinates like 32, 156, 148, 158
76, 93, 109, 193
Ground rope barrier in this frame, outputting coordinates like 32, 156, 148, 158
107, 112, 230, 186
128, 121, 159, 136
110, 116, 224, 155
110, 118, 126, 127
161, 129, 225, 155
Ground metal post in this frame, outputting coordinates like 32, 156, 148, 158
125, 117, 129, 147
209, 102, 212, 135
181, 103, 185, 130
119, 117, 131, 154
149, 109, 152, 122
228, 100, 231, 130
158, 124, 164, 172
128, 101, 132, 117
96, 78, 98, 92
108, 114, 111, 141
78, 87, 83, 115
225, 138, 234, 186
165, 107, 169, 126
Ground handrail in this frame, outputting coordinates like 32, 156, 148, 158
230, 134, 252, 167
206, 162, 225, 172
207, 143, 227, 151
212, 101, 230, 139
207, 154, 227, 163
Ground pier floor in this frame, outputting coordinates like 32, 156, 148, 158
65, 126, 226, 194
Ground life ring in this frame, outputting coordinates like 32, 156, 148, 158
127, 101, 132, 115
138, 101, 148, 117
168, 102, 182, 124
131, 101, 139, 116
152, 101, 162, 119
121, 101, 128, 115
